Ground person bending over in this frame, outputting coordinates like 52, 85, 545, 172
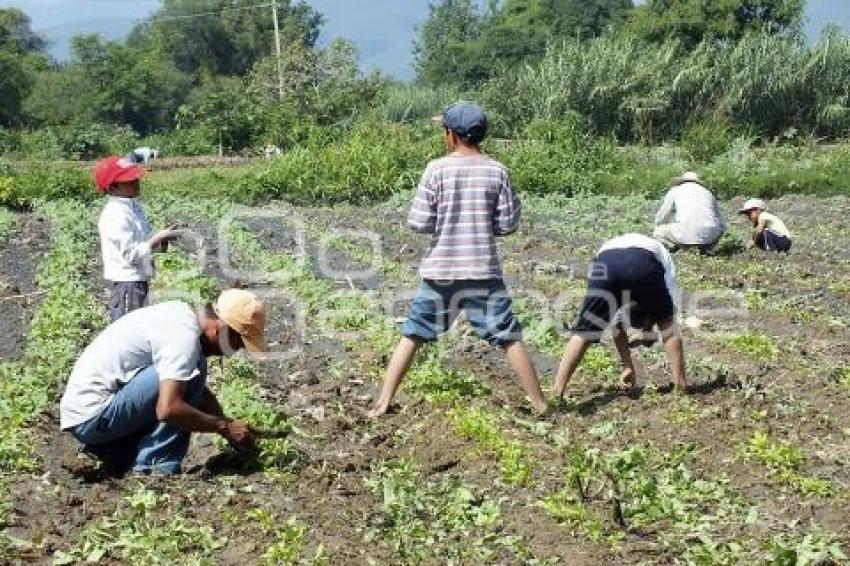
553, 233, 689, 399
653, 171, 726, 253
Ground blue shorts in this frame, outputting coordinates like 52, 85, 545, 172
401, 279, 523, 347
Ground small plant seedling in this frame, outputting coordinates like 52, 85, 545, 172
723, 332, 778, 361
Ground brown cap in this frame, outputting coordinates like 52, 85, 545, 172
215, 289, 268, 353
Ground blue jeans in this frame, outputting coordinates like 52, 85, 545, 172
71, 360, 207, 475
401, 279, 523, 346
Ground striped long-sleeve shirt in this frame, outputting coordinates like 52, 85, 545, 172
408, 154, 520, 280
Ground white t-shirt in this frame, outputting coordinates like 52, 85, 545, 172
99, 196, 154, 282
655, 182, 726, 245
599, 233, 680, 307
60, 302, 202, 430
759, 212, 792, 238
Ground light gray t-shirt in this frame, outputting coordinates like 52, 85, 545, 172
60, 301, 202, 430
654, 182, 726, 245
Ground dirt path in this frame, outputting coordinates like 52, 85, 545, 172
0, 213, 49, 361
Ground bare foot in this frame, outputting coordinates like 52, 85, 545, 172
366, 403, 390, 419
620, 368, 637, 389
675, 380, 690, 394
525, 396, 549, 415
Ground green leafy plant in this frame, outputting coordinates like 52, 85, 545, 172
53, 485, 224, 564
764, 532, 847, 565
745, 432, 833, 498
365, 458, 519, 563
452, 406, 532, 485
723, 332, 778, 361
248, 509, 318, 565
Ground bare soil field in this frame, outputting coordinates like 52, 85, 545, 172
2, 193, 848, 564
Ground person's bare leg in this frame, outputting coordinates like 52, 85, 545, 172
503, 341, 547, 413
553, 335, 592, 399
658, 317, 688, 392
368, 336, 422, 418
613, 327, 636, 389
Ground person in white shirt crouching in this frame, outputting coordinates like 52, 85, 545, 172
653, 171, 726, 253
93, 154, 180, 322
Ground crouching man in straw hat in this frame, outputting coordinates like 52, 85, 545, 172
60, 289, 268, 476
653, 171, 726, 253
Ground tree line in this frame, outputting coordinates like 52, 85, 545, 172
1, 0, 847, 159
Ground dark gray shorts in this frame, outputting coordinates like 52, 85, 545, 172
109, 281, 149, 322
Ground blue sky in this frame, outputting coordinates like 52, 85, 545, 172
6, 0, 850, 80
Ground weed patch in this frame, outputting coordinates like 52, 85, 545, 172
452, 406, 532, 485
722, 332, 778, 361
543, 443, 743, 552
364, 458, 529, 563
0, 208, 12, 241
216, 359, 299, 470
53, 485, 224, 565
248, 508, 323, 565
745, 432, 834, 498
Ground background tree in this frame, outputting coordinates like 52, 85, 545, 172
0, 8, 47, 127
25, 35, 191, 134
414, 0, 635, 86
628, 0, 805, 47
0, 7, 45, 53
175, 77, 259, 154
129, 0, 323, 76
547, 0, 634, 39
413, 0, 485, 86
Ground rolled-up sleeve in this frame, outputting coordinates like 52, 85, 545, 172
408, 167, 438, 234
493, 173, 521, 236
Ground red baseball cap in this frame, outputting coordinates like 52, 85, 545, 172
93, 154, 143, 193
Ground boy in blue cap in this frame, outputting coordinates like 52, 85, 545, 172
368, 102, 548, 417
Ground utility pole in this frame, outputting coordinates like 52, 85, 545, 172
271, 1, 284, 101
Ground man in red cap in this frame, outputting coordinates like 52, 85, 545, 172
94, 154, 178, 322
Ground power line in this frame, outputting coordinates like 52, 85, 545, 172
146, 2, 273, 24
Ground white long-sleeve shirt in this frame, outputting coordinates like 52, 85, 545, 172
98, 196, 154, 282
599, 233, 680, 309
654, 182, 726, 245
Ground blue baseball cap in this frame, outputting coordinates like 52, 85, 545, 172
433, 102, 489, 143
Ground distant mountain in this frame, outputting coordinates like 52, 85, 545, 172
7, 0, 850, 81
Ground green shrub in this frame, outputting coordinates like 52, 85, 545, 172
1, 166, 92, 208
680, 119, 740, 163
18, 124, 138, 160
494, 115, 618, 196
149, 126, 218, 157
0, 128, 21, 156
239, 119, 441, 204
